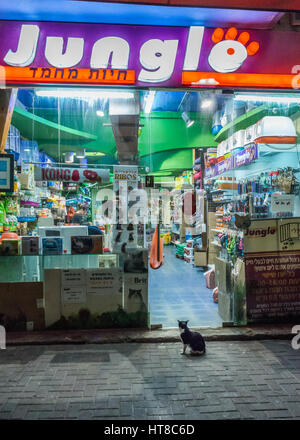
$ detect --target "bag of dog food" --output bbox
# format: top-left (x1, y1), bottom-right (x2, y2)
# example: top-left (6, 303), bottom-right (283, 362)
top-left (204, 268), bottom-right (215, 289)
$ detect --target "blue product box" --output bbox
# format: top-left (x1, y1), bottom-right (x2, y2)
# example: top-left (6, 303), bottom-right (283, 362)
top-left (42, 237), bottom-right (63, 255)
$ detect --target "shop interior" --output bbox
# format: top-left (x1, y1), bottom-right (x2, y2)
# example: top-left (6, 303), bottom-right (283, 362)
top-left (1, 86), bottom-right (300, 329)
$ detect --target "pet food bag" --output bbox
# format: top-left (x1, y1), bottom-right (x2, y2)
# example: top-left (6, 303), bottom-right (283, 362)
top-left (204, 268), bottom-right (216, 289)
top-left (213, 287), bottom-right (218, 303)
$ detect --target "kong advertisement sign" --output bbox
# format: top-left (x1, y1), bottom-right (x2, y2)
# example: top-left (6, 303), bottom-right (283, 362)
top-left (35, 166), bottom-right (110, 184)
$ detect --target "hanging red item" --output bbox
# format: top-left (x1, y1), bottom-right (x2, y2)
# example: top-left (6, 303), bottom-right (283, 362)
top-left (150, 224), bottom-right (164, 269)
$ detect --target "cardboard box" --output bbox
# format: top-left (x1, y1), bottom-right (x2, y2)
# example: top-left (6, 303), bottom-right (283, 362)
top-left (184, 255), bottom-right (194, 263)
top-left (71, 235), bottom-right (103, 254)
top-left (0, 282), bottom-right (45, 330)
top-left (22, 236), bottom-right (40, 255)
top-left (42, 237), bottom-right (63, 255)
top-left (194, 250), bottom-right (207, 266)
top-left (0, 239), bottom-right (21, 256)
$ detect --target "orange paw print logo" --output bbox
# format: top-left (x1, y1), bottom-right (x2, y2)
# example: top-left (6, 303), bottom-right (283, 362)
top-left (208, 27), bottom-right (260, 73)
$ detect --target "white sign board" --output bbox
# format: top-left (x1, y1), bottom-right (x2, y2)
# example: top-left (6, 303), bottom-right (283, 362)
top-left (61, 286), bottom-right (87, 304)
top-left (61, 269), bottom-right (87, 304)
top-left (271, 194), bottom-right (295, 213)
top-left (113, 165), bottom-right (138, 183)
top-left (61, 269), bottom-right (86, 286)
top-left (86, 268), bottom-right (123, 295)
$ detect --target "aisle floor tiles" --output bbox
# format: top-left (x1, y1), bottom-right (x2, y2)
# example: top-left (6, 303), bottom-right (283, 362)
top-left (148, 246), bottom-right (223, 328)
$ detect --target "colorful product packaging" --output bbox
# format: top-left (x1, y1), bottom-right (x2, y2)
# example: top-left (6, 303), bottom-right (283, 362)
top-left (21, 236), bottom-right (40, 255)
top-left (0, 239), bottom-right (21, 256)
top-left (71, 236), bottom-right (103, 254)
top-left (42, 237), bottom-right (63, 255)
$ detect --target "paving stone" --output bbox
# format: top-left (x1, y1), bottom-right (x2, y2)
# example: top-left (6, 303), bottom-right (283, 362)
top-left (266, 409), bottom-right (293, 419)
top-left (0, 340), bottom-right (300, 420)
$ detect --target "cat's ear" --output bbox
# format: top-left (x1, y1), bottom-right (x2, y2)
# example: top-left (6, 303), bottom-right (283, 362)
top-left (186, 320), bottom-right (189, 324)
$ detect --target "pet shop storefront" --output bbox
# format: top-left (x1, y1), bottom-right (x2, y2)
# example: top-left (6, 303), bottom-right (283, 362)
top-left (1, 3), bottom-right (300, 332)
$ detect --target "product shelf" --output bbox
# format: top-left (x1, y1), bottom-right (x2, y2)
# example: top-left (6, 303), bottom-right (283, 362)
top-left (214, 105), bottom-right (267, 143)
top-left (17, 216), bottom-right (37, 222)
top-left (211, 227), bottom-right (243, 236)
top-left (212, 199), bottom-right (233, 204)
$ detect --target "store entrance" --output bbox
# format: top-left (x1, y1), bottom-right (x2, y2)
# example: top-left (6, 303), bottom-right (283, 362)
top-left (149, 245), bottom-right (222, 328)
top-left (3, 85), bottom-right (300, 331)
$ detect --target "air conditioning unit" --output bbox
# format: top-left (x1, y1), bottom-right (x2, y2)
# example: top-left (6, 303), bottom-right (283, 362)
top-left (291, 12), bottom-right (300, 26)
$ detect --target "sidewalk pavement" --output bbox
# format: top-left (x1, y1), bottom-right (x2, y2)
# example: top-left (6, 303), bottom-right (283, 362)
top-left (0, 340), bottom-right (300, 420)
top-left (4, 323), bottom-right (296, 346)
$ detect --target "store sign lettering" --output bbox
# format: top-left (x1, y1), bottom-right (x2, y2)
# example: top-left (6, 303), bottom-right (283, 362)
top-left (244, 227), bottom-right (276, 238)
top-left (234, 144), bottom-right (258, 168)
top-left (42, 167), bottom-right (71, 181)
top-left (35, 166), bottom-right (110, 183)
top-left (113, 165), bottom-right (138, 182)
top-left (114, 174), bottom-right (137, 180)
top-left (217, 156), bottom-right (233, 174)
top-left (205, 144), bottom-right (257, 178)
top-left (2, 23), bottom-right (188, 83)
top-left (3, 66), bottom-right (135, 85)
top-left (1, 21), bottom-right (300, 87)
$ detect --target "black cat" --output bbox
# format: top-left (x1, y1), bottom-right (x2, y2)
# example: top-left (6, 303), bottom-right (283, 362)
top-left (178, 320), bottom-right (206, 355)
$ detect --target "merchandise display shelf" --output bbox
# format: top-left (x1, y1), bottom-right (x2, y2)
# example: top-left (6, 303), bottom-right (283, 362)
top-left (17, 216), bottom-right (37, 222)
top-left (212, 199), bottom-right (233, 204)
top-left (211, 227), bottom-right (244, 236)
top-left (211, 188), bottom-right (238, 193)
top-left (214, 105), bottom-right (267, 143)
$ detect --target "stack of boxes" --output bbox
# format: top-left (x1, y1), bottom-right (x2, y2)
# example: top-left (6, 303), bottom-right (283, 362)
top-left (184, 239), bottom-right (194, 263)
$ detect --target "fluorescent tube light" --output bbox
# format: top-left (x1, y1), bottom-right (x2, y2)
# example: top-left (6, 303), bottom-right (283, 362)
top-left (35, 90), bottom-right (134, 99)
top-left (234, 94), bottom-right (300, 103)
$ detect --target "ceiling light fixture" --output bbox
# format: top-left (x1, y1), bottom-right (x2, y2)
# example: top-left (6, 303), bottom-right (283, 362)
top-left (234, 94), bottom-right (300, 103)
top-left (201, 99), bottom-right (213, 109)
top-left (181, 111), bottom-right (195, 128)
top-left (144, 91), bottom-right (155, 114)
top-left (35, 90), bottom-right (135, 100)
